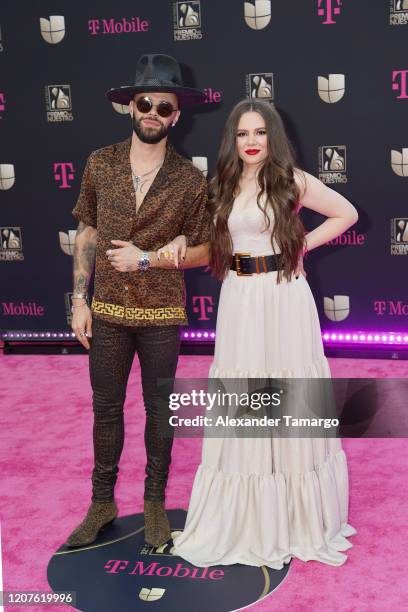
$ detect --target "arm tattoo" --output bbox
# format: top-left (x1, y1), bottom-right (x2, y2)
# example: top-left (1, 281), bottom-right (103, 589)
top-left (76, 221), bottom-right (87, 236)
top-left (75, 273), bottom-right (88, 293)
top-left (73, 223), bottom-right (97, 294)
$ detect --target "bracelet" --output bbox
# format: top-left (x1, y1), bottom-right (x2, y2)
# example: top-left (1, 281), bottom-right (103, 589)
top-left (71, 303), bottom-right (89, 314)
top-left (72, 293), bottom-right (88, 300)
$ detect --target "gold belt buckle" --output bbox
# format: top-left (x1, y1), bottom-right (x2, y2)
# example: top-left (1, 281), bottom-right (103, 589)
top-left (234, 252), bottom-right (252, 276)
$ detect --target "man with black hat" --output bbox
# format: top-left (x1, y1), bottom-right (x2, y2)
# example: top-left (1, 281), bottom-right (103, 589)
top-left (65, 54), bottom-right (210, 548)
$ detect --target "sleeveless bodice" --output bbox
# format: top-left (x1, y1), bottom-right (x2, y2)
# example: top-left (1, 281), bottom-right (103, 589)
top-left (227, 193), bottom-right (281, 255)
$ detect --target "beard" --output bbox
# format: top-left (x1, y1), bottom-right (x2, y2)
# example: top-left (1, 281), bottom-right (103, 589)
top-left (132, 115), bottom-right (170, 144)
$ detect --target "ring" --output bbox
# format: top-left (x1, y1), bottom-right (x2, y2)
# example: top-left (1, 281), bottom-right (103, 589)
top-left (79, 332), bottom-right (88, 337)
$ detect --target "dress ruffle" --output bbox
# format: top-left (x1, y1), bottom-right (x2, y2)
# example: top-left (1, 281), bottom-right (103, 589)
top-left (209, 353), bottom-right (332, 379)
top-left (172, 448), bottom-right (356, 569)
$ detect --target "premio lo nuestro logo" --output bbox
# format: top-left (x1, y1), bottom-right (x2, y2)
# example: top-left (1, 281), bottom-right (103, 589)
top-left (391, 148), bottom-right (408, 176)
top-left (317, 74), bottom-right (345, 103)
top-left (391, 218), bottom-right (408, 255)
top-left (244, 1), bottom-right (271, 29)
top-left (390, 0), bottom-right (408, 25)
top-left (324, 295), bottom-right (350, 321)
top-left (192, 157), bottom-right (208, 177)
top-left (40, 16), bottom-right (65, 44)
top-left (0, 164), bottom-right (15, 190)
top-left (173, 2), bottom-right (202, 41)
top-left (246, 73), bottom-right (274, 101)
top-left (59, 230), bottom-right (77, 255)
top-left (0, 227), bottom-right (24, 261)
top-left (45, 85), bottom-right (73, 122)
top-left (319, 146), bottom-right (347, 184)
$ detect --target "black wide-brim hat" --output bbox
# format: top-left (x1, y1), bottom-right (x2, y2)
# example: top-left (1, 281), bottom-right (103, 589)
top-left (106, 53), bottom-right (206, 107)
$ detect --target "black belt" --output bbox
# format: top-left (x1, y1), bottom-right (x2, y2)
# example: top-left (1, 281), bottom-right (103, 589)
top-left (231, 253), bottom-right (281, 276)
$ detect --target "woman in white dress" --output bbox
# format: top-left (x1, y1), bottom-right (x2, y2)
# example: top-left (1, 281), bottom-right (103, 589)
top-left (170, 99), bottom-right (358, 569)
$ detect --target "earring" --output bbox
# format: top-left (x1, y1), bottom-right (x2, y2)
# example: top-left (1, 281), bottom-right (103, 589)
top-left (172, 122), bottom-right (176, 127)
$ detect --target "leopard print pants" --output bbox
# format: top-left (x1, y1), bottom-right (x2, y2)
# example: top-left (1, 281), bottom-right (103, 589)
top-left (89, 318), bottom-right (180, 502)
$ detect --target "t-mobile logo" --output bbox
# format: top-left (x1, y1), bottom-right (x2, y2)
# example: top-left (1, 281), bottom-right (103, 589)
top-left (192, 296), bottom-right (214, 321)
top-left (54, 162), bottom-right (75, 188)
top-left (317, 0), bottom-right (342, 24)
top-left (0, 93), bottom-right (5, 117)
top-left (392, 70), bottom-right (408, 99)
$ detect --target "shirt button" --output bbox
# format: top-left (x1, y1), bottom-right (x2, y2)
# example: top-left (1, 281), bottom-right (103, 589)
top-left (124, 285), bottom-right (129, 291)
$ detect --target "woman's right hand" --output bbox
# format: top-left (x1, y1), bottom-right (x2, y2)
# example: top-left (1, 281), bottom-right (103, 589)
top-left (157, 235), bottom-right (187, 268)
top-left (71, 302), bottom-right (93, 350)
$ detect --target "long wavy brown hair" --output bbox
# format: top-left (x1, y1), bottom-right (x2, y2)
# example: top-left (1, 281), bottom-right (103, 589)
top-left (209, 99), bottom-right (306, 283)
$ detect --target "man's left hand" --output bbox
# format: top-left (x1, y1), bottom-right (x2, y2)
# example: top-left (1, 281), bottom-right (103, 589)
top-left (107, 240), bottom-right (143, 272)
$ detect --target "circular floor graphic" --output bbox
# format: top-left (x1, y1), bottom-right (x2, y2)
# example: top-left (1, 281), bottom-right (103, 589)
top-left (48, 510), bottom-right (290, 612)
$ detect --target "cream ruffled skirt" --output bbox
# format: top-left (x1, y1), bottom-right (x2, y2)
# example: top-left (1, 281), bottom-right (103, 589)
top-left (172, 271), bottom-right (357, 568)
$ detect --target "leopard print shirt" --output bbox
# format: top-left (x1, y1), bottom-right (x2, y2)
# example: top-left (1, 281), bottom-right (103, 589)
top-left (72, 137), bottom-right (210, 327)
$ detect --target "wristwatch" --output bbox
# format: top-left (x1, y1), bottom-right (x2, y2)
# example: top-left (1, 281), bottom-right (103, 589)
top-left (137, 251), bottom-right (150, 272)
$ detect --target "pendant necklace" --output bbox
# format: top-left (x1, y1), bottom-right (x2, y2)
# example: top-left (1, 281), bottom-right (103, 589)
top-left (131, 159), bottom-right (164, 194)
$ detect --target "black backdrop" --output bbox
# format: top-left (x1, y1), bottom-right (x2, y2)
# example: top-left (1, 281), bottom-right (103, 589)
top-left (1, 1), bottom-right (407, 334)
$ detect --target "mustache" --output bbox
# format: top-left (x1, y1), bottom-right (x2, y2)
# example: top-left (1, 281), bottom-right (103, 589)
top-left (140, 116), bottom-right (163, 127)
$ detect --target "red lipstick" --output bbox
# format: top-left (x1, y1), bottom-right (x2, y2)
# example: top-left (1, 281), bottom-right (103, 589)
top-left (245, 149), bottom-right (260, 155)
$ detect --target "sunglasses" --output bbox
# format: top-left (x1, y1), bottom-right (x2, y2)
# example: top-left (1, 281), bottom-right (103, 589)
top-left (135, 96), bottom-right (178, 118)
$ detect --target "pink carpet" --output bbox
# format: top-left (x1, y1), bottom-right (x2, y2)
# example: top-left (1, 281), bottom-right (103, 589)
top-left (0, 353), bottom-right (407, 612)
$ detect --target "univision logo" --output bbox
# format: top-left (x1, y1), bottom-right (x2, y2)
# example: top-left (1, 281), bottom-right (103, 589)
top-left (244, 1), bottom-right (271, 29)
top-left (139, 588), bottom-right (165, 602)
top-left (391, 148), bottom-right (408, 176)
top-left (324, 295), bottom-right (350, 321)
top-left (40, 16), bottom-right (65, 44)
top-left (317, 74), bottom-right (345, 103)
top-left (112, 102), bottom-right (130, 115)
top-left (59, 230), bottom-right (77, 255)
top-left (0, 164), bottom-right (15, 190)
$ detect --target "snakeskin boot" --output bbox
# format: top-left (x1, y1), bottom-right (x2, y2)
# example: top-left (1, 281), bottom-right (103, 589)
top-left (144, 499), bottom-right (171, 547)
top-left (65, 500), bottom-right (118, 547)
